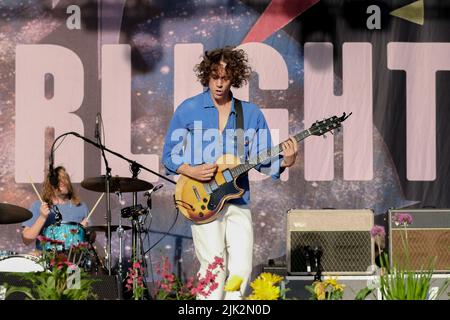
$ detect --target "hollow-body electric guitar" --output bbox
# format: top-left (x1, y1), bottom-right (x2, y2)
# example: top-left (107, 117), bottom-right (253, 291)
top-left (174, 113), bottom-right (351, 224)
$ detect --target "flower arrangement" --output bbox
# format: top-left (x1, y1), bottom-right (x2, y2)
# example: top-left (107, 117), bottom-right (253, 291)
top-left (125, 260), bottom-right (147, 300)
top-left (153, 255), bottom-right (224, 300)
top-left (305, 277), bottom-right (345, 300)
top-left (4, 235), bottom-right (97, 300)
top-left (356, 214), bottom-right (449, 300)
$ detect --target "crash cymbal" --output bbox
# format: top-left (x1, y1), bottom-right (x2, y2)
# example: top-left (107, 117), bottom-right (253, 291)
top-left (0, 203), bottom-right (32, 224)
top-left (86, 224), bottom-right (132, 233)
top-left (81, 176), bottom-right (153, 193)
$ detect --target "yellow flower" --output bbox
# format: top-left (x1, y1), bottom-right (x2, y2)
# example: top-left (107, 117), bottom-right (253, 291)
top-left (313, 281), bottom-right (326, 300)
top-left (259, 272), bottom-right (283, 285)
top-left (324, 277), bottom-right (345, 292)
top-left (249, 278), bottom-right (280, 300)
top-left (224, 275), bottom-right (243, 292)
top-left (324, 278), bottom-right (338, 287)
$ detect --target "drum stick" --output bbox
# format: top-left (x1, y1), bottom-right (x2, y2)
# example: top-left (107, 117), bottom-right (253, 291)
top-left (27, 174), bottom-right (43, 203)
top-left (86, 193), bottom-right (104, 220)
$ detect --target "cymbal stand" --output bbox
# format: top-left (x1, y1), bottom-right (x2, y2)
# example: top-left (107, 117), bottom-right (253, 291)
top-left (98, 128), bottom-right (112, 275)
top-left (116, 191), bottom-right (125, 278)
top-left (130, 162), bottom-right (141, 265)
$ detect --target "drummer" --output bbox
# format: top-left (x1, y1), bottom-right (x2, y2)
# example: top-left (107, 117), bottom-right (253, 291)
top-left (22, 166), bottom-right (91, 250)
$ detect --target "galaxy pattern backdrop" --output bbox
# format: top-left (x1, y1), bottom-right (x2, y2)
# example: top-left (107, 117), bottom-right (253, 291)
top-left (1, 0), bottom-right (449, 279)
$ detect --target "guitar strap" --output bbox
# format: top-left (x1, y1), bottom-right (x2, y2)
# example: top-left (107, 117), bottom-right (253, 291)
top-left (234, 99), bottom-right (245, 162)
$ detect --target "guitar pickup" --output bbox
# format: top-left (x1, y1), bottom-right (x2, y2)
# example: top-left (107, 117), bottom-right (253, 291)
top-left (203, 183), bottom-right (212, 194)
top-left (192, 186), bottom-right (201, 201)
top-left (222, 169), bottom-right (233, 182)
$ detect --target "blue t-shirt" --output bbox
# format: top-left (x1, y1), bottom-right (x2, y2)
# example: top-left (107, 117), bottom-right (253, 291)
top-left (22, 201), bottom-right (89, 250)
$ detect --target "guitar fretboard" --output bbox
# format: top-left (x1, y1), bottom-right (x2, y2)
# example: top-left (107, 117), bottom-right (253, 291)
top-left (229, 129), bottom-right (310, 178)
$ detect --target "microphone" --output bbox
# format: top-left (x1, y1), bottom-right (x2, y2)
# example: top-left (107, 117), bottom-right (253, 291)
top-left (48, 162), bottom-right (59, 188)
top-left (95, 113), bottom-right (101, 143)
top-left (144, 184), bottom-right (163, 210)
top-left (144, 184), bottom-right (164, 197)
top-left (53, 205), bottom-right (62, 226)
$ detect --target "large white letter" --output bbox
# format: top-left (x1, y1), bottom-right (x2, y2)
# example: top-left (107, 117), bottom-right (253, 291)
top-left (304, 42), bottom-right (373, 181)
top-left (101, 45), bottom-right (159, 182)
top-left (388, 43), bottom-right (450, 181)
top-left (15, 45), bottom-right (84, 182)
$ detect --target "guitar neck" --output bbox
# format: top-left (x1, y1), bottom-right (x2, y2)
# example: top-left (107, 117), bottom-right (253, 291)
top-left (229, 129), bottom-right (311, 178)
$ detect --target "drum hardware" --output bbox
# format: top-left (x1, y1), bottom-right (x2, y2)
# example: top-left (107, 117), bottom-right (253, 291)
top-left (86, 225), bottom-right (132, 233)
top-left (49, 131), bottom-right (176, 278)
top-left (81, 176), bottom-right (154, 193)
top-left (0, 203), bottom-right (32, 224)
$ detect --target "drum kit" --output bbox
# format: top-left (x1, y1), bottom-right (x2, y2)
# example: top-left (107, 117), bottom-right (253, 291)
top-left (0, 175), bottom-right (158, 281)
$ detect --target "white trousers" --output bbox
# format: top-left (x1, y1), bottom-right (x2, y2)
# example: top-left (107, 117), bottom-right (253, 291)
top-left (191, 203), bottom-right (253, 300)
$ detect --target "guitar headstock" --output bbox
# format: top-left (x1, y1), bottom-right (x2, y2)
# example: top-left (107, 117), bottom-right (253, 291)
top-left (309, 112), bottom-right (352, 137)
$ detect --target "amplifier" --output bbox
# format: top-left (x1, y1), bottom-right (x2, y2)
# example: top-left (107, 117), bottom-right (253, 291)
top-left (282, 274), bottom-right (450, 300)
top-left (287, 209), bottom-right (375, 275)
top-left (388, 209), bottom-right (450, 272)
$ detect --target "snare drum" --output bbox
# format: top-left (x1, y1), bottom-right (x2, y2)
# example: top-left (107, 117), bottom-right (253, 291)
top-left (0, 254), bottom-right (44, 272)
top-left (42, 221), bottom-right (86, 251)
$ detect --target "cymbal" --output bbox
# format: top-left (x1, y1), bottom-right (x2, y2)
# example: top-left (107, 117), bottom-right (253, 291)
top-left (0, 203), bottom-right (32, 224)
top-left (86, 224), bottom-right (132, 233)
top-left (81, 176), bottom-right (153, 193)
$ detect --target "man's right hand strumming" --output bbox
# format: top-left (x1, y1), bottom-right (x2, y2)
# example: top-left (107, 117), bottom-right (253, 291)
top-left (177, 163), bottom-right (218, 182)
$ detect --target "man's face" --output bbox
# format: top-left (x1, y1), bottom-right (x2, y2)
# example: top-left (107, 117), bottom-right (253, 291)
top-left (208, 63), bottom-right (232, 103)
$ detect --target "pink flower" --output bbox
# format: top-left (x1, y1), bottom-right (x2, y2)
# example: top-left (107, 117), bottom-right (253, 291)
top-left (37, 235), bottom-right (53, 243)
top-left (213, 256), bottom-right (224, 266)
top-left (50, 239), bottom-right (65, 245)
top-left (370, 225), bottom-right (386, 238)
top-left (393, 213), bottom-right (413, 226)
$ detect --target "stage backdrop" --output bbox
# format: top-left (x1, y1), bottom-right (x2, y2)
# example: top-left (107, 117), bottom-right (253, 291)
top-left (1, 0), bottom-right (449, 280)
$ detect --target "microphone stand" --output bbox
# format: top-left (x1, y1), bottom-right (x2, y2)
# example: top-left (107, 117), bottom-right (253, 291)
top-left (49, 132), bottom-right (176, 185)
top-left (49, 132), bottom-right (176, 277)
top-left (97, 130), bottom-right (113, 276)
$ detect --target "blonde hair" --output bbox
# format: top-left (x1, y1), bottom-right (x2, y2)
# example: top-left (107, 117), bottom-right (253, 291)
top-left (42, 166), bottom-right (81, 206)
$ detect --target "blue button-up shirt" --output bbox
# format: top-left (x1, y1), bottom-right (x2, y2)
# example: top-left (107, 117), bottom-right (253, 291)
top-left (162, 89), bottom-right (284, 205)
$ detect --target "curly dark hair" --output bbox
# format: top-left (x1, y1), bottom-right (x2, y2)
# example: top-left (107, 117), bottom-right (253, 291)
top-left (194, 46), bottom-right (252, 88)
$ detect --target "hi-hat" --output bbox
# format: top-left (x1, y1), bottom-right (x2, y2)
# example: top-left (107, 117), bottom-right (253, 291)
top-left (81, 176), bottom-right (153, 193)
top-left (0, 203), bottom-right (32, 224)
top-left (86, 224), bottom-right (132, 233)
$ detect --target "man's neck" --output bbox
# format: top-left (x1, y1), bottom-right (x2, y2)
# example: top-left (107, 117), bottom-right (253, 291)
top-left (212, 96), bottom-right (232, 109)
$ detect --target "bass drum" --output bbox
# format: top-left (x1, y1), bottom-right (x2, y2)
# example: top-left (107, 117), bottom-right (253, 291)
top-left (0, 254), bottom-right (44, 272)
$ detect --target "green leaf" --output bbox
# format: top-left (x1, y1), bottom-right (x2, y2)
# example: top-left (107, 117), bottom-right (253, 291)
top-left (355, 287), bottom-right (373, 300)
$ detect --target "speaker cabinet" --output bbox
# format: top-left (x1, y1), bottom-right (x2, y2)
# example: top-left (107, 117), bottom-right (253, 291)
top-left (287, 209), bottom-right (375, 275)
top-left (388, 209), bottom-right (450, 272)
